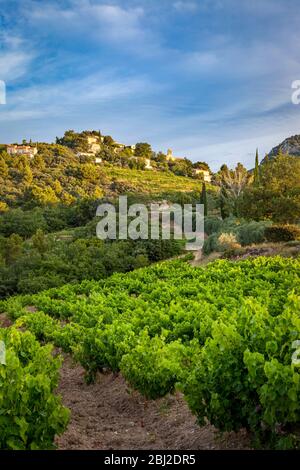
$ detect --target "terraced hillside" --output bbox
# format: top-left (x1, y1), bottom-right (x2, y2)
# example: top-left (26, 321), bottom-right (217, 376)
top-left (103, 166), bottom-right (211, 195)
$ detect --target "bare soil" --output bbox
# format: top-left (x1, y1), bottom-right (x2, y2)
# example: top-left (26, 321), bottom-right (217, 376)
top-left (0, 313), bottom-right (13, 328)
top-left (55, 355), bottom-right (251, 450)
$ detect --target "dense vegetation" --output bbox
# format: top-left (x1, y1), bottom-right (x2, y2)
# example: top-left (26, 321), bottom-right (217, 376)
top-left (1, 130), bottom-right (300, 450)
top-left (2, 256), bottom-right (300, 448)
top-left (0, 227), bottom-right (183, 298)
top-left (239, 154), bottom-right (300, 223)
top-left (0, 138), bottom-right (208, 211)
top-left (0, 327), bottom-right (69, 449)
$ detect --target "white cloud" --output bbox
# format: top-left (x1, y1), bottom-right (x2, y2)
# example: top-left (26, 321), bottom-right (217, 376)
top-left (0, 34), bottom-right (33, 81)
top-left (173, 1), bottom-right (198, 12)
top-left (26, 0), bottom-right (159, 56)
top-left (90, 4), bottom-right (145, 42)
top-left (0, 70), bottom-right (163, 122)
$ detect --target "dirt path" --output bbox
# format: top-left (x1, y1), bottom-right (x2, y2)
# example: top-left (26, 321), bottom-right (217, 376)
top-left (55, 355), bottom-right (251, 450)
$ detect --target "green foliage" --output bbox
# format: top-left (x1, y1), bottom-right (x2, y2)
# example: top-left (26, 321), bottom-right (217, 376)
top-left (200, 183), bottom-right (208, 217)
top-left (56, 129), bottom-right (100, 152)
top-left (3, 256), bottom-right (300, 448)
top-left (204, 217), bottom-right (223, 236)
top-left (240, 154), bottom-right (300, 223)
top-left (134, 142), bottom-right (152, 159)
top-left (264, 225), bottom-right (300, 243)
top-left (0, 226), bottom-right (183, 298)
top-left (0, 208), bottom-right (48, 238)
top-left (121, 334), bottom-right (187, 399)
top-left (0, 143), bottom-right (106, 208)
top-left (237, 220), bottom-right (270, 246)
top-left (202, 217), bottom-right (270, 254)
top-left (169, 158), bottom-right (193, 177)
top-left (0, 327), bottom-right (69, 449)
top-left (103, 166), bottom-right (208, 195)
top-left (254, 148), bottom-right (260, 186)
top-left (202, 233), bottom-right (220, 255)
top-left (216, 163), bottom-right (252, 217)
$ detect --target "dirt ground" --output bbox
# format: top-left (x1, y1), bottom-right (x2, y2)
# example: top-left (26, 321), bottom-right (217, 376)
top-left (55, 354), bottom-right (251, 450)
top-left (0, 313), bottom-right (13, 328)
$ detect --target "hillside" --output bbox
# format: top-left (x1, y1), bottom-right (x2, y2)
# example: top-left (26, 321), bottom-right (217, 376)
top-left (265, 134), bottom-right (300, 161)
top-left (103, 166), bottom-right (206, 196)
top-left (0, 131), bottom-right (212, 209)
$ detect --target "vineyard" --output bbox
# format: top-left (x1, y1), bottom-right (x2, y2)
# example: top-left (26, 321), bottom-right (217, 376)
top-left (103, 166), bottom-right (208, 195)
top-left (1, 256), bottom-right (300, 449)
top-left (0, 327), bottom-right (69, 449)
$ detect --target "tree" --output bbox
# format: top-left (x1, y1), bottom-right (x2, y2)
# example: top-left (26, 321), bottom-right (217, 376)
top-left (32, 229), bottom-right (49, 255)
top-left (220, 186), bottom-right (229, 219)
top-left (200, 182), bottom-right (208, 216)
top-left (33, 154), bottom-right (46, 171)
top-left (30, 185), bottom-right (60, 206)
top-left (239, 154), bottom-right (300, 223)
top-left (3, 234), bottom-right (23, 265)
top-left (193, 161), bottom-right (210, 172)
top-left (253, 148), bottom-right (260, 186)
top-left (0, 158), bottom-right (8, 178)
top-left (56, 130), bottom-right (89, 152)
top-left (134, 143), bottom-right (152, 159)
top-left (103, 135), bottom-right (114, 147)
top-left (217, 163), bottom-right (252, 217)
top-left (0, 202), bottom-right (8, 213)
top-left (169, 158), bottom-right (193, 177)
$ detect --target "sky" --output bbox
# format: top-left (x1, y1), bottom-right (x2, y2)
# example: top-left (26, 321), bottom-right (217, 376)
top-left (1, 0), bottom-right (300, 170)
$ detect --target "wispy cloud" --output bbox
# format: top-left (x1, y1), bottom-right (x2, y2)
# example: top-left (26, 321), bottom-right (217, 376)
top-left (173, 1), bottom-right (199, 13)
top-left (1, 0), bottom-right (300, 169)
top-left (0, 34), bottom-right (33, 81)
top-left (0, 70), bottom-right (164, 122)
top-left (24, 0), bottom-right (160, 56)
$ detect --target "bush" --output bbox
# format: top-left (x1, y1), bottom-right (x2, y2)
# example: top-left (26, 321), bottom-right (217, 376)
top-left (203, 231), bottom-right (241, 256)
top-left (237, 220), bottom-right (270, 246)
top-left (264, 225), bottom-right (300, 243)
top-left (183, 291), bottom-right (300, 449)
top-left (120, 334), bottom-right (186, 399)
top-left (0, 327), bottom-right (69, 449)
top-left (202, 234), bottom-right (220, 255)
top-left (203, 219), bottom-right (270, 255)
top-left (218, 232), bottom-right (240, 249)
top-left (204, 217), bottom-right (223, 236)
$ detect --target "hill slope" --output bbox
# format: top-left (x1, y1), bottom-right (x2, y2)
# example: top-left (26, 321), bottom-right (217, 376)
top-left (266, 134), bottom-right (300, 161)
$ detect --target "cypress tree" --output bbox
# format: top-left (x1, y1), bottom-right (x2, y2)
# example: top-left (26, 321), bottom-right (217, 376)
top-left (200, 182), bottom-right (208, 217)
top-left (220, 185), bottom-right (229, 219)
top-left (254, 148), bottom-right (260, 185)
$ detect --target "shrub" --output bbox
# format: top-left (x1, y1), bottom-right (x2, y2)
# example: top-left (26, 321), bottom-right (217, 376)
top-left (203, 218), bottom-right (269, 254)
top-left (120, 334), bottom-right (186, 399)
top-left (264, 225), bottom-right (300, 243)
top-left (218, 232), bottom-right (240, 249)
top-left (202, 234), bottom-right (220, 255)
top-left (204, 217), bottom-right (223, 236)
top-left (0, 327), bottom-right (69, 449)
top-left (237, 220), bottom-right (270, 246)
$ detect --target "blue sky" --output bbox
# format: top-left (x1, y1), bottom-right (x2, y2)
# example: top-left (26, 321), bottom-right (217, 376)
top-left (1, 0), bottom-right (300, 170)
